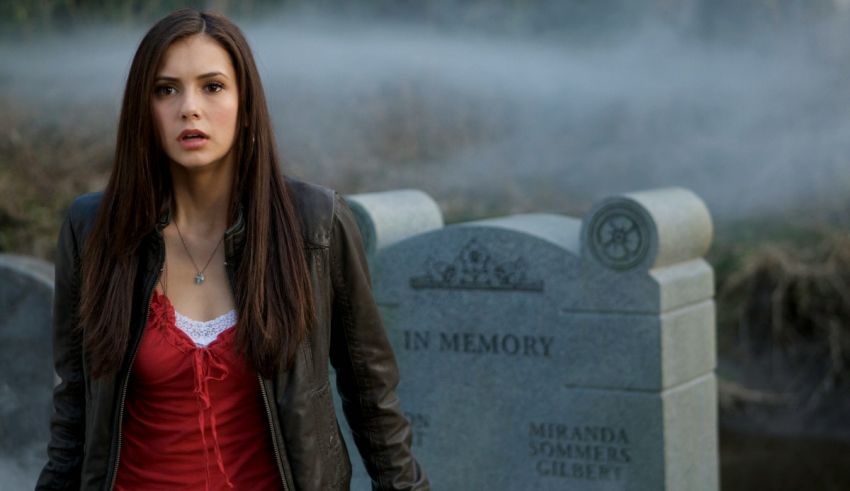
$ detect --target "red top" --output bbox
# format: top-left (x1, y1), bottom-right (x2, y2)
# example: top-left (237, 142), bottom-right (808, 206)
top-left (114, 290), bottom-right (280, 490)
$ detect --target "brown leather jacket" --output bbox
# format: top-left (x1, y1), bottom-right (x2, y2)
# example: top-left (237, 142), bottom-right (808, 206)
top-left (36, 179), bottom-right (428, 490)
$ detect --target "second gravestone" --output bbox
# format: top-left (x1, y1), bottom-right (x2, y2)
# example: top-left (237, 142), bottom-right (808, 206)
top-left (339, 187), bottom-right (718, 491)
top-left (0, 254), bottom-right (55, 486)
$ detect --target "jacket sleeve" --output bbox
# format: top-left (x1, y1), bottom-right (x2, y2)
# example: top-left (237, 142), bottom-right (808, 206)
top-left (328, 193), bottom-right (429, 491)
top-left (35, 208), bottom-right (86, 490)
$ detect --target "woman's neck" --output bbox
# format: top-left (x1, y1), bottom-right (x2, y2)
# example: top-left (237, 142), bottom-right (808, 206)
top-left (169, 161), bottom-right (234, 237)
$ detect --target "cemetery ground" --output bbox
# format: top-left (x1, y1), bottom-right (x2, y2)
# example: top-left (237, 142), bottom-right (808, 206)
top-left (3, 94), bottom-right (850, 489)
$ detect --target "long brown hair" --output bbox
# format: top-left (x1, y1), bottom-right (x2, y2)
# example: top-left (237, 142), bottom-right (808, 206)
top-left (80, 9), bottom-right (314, 378)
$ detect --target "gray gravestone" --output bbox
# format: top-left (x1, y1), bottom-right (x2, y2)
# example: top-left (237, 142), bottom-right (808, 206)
top-left (0, 254), bottom-right (54, 484)
top-left (344, 189), bottom-right (444, 257)
top-left (337, 188), bottom-right (718, 491)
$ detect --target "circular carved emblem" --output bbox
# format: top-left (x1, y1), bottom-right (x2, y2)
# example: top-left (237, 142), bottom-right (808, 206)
top-left (588, 206), bottom-right (650, 270)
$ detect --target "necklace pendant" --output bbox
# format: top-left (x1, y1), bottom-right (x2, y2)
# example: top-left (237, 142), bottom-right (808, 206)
top-left (194, 273), bottom-right (205, 285)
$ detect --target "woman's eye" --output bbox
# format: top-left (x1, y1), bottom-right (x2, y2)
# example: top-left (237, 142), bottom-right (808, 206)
top-left (154, 85), bottom-right (176, 97)
top-left (205, 82), bottom-right (224, 93)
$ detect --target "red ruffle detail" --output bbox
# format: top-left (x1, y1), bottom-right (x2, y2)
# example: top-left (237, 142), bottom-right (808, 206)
top-left (147, 290), bottom-right (236, 490)
top-left (149, 290), bottom-right (236, 350)
top-left (116, 291), bottom-right (279, 490)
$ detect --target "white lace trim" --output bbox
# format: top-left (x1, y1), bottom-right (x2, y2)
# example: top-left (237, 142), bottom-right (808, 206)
top-left (174, 309), bottom-right (237, 347)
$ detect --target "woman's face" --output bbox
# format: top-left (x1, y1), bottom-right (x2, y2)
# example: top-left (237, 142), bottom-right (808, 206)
top-left (152, 34), bottom-right (239, 172)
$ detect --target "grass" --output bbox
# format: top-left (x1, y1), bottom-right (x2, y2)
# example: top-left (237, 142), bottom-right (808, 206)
top-left (0, 98), bottom-right (112, 260)
top-left (713, 224), bottom-right (850, 383)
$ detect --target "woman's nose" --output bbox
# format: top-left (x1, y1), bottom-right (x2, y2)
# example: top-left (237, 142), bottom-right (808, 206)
top-left (180, 93), bottom-right (200, 120)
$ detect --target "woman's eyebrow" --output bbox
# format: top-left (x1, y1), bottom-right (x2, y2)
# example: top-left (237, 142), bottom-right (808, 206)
top-left (154, 71), bottom-right (230, 82)
top-left (197, 71), bottom-right (229, 80)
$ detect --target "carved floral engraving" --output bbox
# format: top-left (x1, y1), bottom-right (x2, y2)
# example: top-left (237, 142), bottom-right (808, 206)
top-left (410, 239), bottom-right (544, 291)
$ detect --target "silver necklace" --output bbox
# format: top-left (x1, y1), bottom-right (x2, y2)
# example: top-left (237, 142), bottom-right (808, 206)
top-left (173, 221), bottom-right (224, 285)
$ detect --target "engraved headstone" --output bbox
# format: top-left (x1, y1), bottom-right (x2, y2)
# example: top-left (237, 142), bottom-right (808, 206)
top-left (337, 188), bottom-right (718, 491)
top-left (0, 254), bottom-right (54, 484)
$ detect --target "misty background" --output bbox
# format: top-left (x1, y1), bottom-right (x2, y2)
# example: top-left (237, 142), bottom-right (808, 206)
top-left (3, 0), bottom-right (850, 489)
top-left (4, 1), bottom-right (850, 227)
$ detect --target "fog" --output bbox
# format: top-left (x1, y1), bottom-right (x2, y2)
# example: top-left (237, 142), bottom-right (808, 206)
top-left (0, 444), bottom-right (43, 488)
top-left (4, 8), bottom-right (850, 223)
top-left (4, 3), bottom-right (850, 483)
top-left (253, 17), bottom-right (850, 220)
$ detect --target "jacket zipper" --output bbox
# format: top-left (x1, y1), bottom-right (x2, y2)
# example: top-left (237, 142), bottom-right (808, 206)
top-left (257, 374), bottom-right (291, 491)
top-left (106, 246), bottom-right (162, 490)
top-left (223, 260), bottom-right (290, 490)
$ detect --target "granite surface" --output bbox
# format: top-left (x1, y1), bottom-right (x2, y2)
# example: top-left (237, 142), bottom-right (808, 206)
top-left (336, 188), bottom-right (718, 490)
top-left (581, 187), bottom-right (713, 272)
top-left (345, 189), bottom-right (443, 257)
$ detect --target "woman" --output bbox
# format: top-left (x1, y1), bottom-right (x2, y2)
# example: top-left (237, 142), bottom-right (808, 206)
top-left (36, 8), bottom-right (428, 490)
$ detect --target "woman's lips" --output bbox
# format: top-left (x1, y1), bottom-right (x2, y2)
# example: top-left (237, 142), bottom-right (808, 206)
top-left (177, 129), bottom-right (209, 150)
top-left (179, 136), bottom-right (208, 150)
